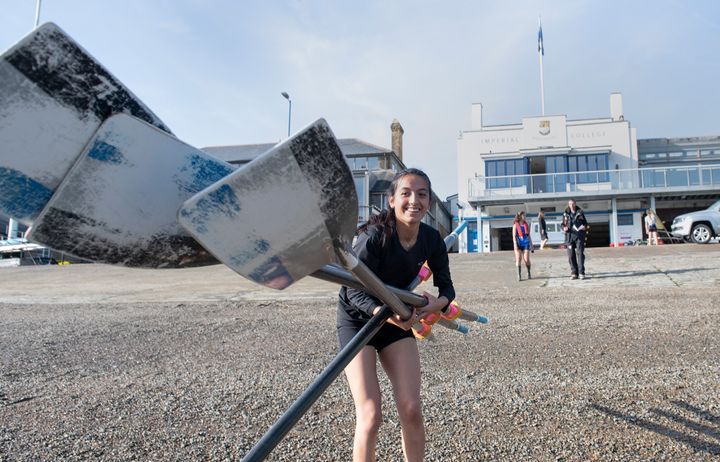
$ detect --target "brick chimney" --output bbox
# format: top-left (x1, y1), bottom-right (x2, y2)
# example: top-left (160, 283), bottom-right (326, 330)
top-left (391, 118), bottom-right (404, 161)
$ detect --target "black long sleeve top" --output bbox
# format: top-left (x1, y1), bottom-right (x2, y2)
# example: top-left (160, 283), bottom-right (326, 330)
top-left (337, 222), bottom-right (455, 324)
top-left (563, 207), bottom-right (589, 236)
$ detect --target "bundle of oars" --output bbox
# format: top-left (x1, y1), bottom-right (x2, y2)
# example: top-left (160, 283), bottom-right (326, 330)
top-left (0, 24), bottom-right (489, 462)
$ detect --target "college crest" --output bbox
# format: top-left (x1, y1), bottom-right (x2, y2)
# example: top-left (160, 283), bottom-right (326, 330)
top-left (538, 120), bottom-right (551, 136)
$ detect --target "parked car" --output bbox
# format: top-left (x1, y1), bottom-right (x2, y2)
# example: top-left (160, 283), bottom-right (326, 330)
top-left (671, 199), bottom-right (720, 244)
top-left (530, 219), bottom-right (566, 247)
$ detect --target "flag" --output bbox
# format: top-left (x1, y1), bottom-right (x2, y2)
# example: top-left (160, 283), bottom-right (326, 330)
top-left (538, 23), bottom-right (544, 55)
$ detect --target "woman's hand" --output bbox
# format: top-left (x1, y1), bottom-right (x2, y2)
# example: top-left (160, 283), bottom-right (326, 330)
top-left (415, 292), bottom-right (449, 319)
top-left (373, 306), bottom-right (417, 331)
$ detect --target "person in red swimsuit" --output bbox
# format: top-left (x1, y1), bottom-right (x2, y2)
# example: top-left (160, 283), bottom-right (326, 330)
top-left (512, 211), bottom-right (533, 281)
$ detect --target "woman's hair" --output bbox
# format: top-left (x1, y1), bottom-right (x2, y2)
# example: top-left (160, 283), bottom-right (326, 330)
top-left (357, 168), bottom-right (432, 245)
top-left (513, 211), bottom-right (525, 223)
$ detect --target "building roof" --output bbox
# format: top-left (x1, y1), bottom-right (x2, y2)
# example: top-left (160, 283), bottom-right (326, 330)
top-left (201, 138), bottom-right (392, 164)
top-left (638, 135), bottom-right (720, 149)
top-left (201, 143), bottom-right (276, 163)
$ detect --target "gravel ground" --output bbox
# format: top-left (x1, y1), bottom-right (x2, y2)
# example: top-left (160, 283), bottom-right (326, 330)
top-left (1, 248), bottom-right (720, 461)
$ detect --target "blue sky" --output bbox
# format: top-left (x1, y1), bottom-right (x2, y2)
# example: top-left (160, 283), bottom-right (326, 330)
top-left (2, 0), bottom-right (719, 199)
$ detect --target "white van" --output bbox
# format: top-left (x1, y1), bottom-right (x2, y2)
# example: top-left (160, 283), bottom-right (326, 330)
top-left (530, 219), bottom-right (565, 247)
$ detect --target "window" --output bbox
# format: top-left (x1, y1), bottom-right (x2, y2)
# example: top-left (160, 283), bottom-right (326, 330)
top-left (568, 153), bottom-right (609, 183)
top-left (353, 157), bottom-right (368, 170)
top-left (544, 155), bottom-right (568, 193)
top-left (617, 214), bottom-right (633, 226)
top-left (354, 175), bottom-right (367, 207)
top-left (369, 193), bottom-right (386, 211)
top-left (485, 159), bottom-right (527, 189)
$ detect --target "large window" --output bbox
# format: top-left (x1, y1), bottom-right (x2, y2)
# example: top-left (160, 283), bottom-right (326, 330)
top-left (485, 159), bottom-right (527, 189)
top-left (617, 214), bottom-right (634, 226)
top-left (545, 155), bottom-right (568, 192)
top-left (568, 153), bottom-right (609, 183)
top-left (354, 174), bottom-right (368, 222)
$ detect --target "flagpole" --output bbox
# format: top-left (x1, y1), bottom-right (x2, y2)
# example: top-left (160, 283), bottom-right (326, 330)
top-left (538, 15), bottom-right (545, 116)
top-left (34, 0), bottom-right (42, 28)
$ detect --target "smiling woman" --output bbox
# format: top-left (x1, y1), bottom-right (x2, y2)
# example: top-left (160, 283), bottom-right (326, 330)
top-left (337, 167), bottom-right (455, 461)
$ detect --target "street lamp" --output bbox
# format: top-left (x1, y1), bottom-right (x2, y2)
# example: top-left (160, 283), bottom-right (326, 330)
top-left (281, 92), bottom-right (292, 137)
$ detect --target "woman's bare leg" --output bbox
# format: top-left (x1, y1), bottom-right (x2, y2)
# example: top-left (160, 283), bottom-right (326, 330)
top-left (523, 250), bottom-right (531, 278)
top-left (345, 346), bottom-right (383, 462)
top-left (379, 338), bottom-right (424, 462)
top-left (514, 248), bottom-right (522, 280)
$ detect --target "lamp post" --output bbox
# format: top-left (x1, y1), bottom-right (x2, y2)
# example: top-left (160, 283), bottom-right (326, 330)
top-left (281, 92), bottom-right (291, 137)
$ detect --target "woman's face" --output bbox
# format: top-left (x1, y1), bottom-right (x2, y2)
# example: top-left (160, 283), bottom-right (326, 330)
top-left (389, 174), bottom-right (430, 227)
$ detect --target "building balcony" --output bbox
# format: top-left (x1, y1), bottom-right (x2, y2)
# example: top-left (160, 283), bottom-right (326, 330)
top-left (468, 163), bottom-right (720, 203)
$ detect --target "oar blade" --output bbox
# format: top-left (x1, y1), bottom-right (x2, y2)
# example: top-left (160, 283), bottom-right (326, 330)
top-left (179, 119), bottom-right (357, 289)
top-left (0, 22), bottom-right (170, 225)
top-left (27, 114), bottom-right (233, 267)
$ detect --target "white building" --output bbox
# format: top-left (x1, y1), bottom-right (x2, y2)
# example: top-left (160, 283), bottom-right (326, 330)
top-left (456, 93), bottom-right (720, 252)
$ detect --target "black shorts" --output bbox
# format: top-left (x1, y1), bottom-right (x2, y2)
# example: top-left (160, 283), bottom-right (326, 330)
top-left (338, 322), bottom-right (414, 352)
top-left (540, 230), bottom-right (548, 240)
top-left (648, 224), bottom-right (657, 232)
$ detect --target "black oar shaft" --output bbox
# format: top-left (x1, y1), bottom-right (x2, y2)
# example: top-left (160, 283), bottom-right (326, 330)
top-left (311, 265), bottom-right (426, 307)
top-left (240, 306), bottom-right (393, 462)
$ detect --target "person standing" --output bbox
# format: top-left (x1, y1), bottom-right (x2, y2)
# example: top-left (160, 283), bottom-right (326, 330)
top-left (562, 199), bottom-right (589, 279)
top-left (337, 168), bottom-right (455, 462)
top-left (538, 211), bottom-right (549, 249)
top-left (512, 211), bottom-right (533, 281)
top-left (645, 209), bottom-right (659, 246)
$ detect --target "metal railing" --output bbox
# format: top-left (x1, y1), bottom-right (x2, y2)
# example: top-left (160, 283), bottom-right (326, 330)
top-left (357, 204), bottom-right (383, 224)
top-left (469, 163), bottom-right (720, 199)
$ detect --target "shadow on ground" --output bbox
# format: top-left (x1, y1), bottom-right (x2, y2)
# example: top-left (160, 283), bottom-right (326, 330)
top-left (591, 401), bottom-right (720, 456)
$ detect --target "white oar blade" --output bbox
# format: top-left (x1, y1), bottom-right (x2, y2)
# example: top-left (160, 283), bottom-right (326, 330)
top-left (28, 114), bottom-right (234, 268)
top-left (0, 23), bottom-right (170, 225)
top-left (179, 119), bottom-right (357, 289)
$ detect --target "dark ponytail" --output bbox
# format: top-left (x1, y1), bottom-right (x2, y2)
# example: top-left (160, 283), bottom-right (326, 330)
top-left (357, 168), bottom-right (432, 246)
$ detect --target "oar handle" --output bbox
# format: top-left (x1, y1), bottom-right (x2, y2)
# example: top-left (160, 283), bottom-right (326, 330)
top-left (437, 318), bottom-right (469, 334)
top-left (441, 300), bottom-right (489, 324)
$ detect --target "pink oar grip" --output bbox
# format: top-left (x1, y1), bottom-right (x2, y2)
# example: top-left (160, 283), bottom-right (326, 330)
top-left (421, 312), bottom-right (441, 325)
top-left (441, 300), bottom-right (462, 320)
top-left (412, 321), bottom-right (432, 340)
top-left (418, 263), bottom-right (432, 282)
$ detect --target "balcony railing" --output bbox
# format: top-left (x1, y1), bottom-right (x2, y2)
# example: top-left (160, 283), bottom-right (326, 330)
top-left (469, 163), bottom-right (720, 199)
top-left (357, 205), bottom-right (383, 224)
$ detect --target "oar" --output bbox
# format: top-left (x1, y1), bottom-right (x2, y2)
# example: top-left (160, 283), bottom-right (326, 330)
top-left (178, 118), bottom-right (414, 315)
top-left (0, 23), bottom-right (170, 225)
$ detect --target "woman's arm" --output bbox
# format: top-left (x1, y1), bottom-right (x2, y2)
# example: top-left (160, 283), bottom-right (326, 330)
top-left (345, 229), bottom-right (383, 316)
top-left (425, 229), bottom-right (455, 312)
